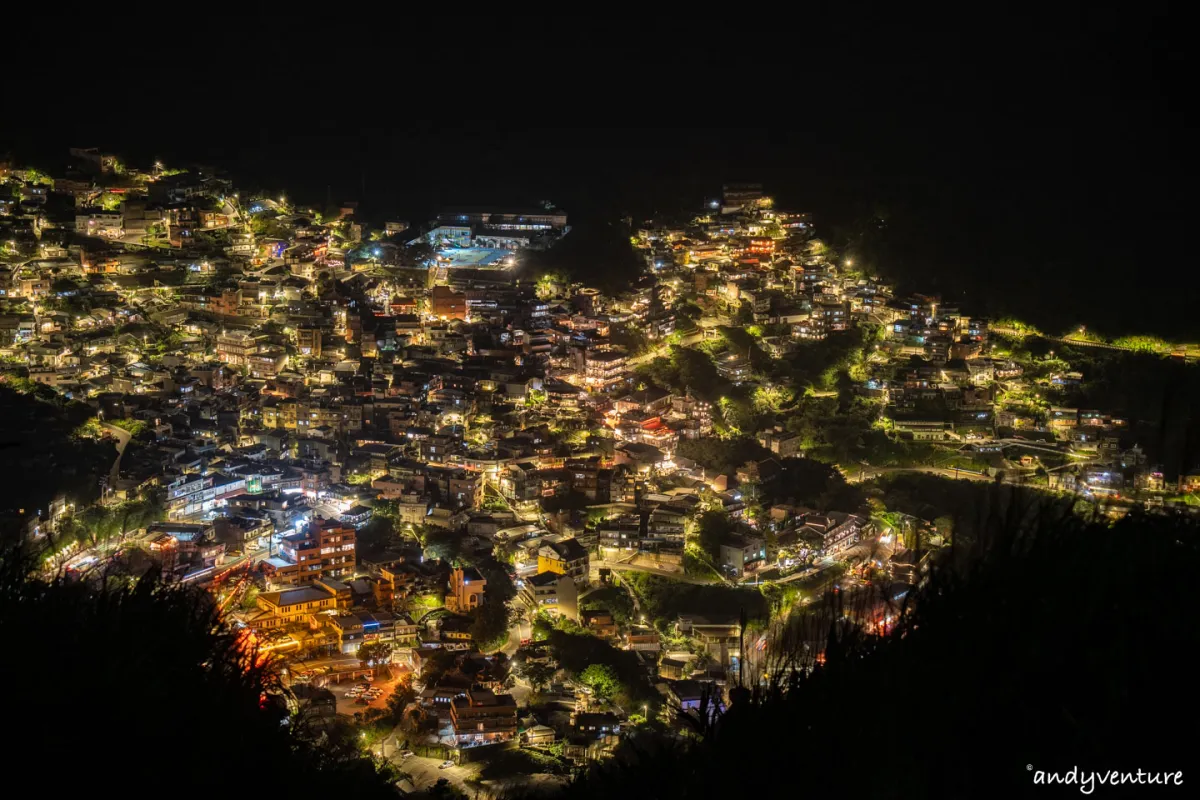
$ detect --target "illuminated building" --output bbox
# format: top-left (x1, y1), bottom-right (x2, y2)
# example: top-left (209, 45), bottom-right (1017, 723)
top-left (272, 516), bottom-right (356, 585)
top-left (447, 566), bottom-right (487, 613)
top-left (450, 689), bottom-right (519, 745)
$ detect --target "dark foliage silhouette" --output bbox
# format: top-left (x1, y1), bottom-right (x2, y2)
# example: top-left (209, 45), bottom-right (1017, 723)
top-left (554, 492), bottom-right (1199, 799)
top-left (0, 554), bottom-right (393, 797)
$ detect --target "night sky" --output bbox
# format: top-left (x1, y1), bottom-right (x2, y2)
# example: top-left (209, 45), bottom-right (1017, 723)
top-left (3, 6), bottom-right (1188, 337)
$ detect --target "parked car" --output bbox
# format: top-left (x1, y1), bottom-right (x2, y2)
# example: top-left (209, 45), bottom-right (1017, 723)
top-left (439, 760), bottom-right (455, 770)
top-left (400, 751), bottom-right (414, 759)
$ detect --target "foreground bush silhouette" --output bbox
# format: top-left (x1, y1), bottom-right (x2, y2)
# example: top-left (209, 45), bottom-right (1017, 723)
top-left (0, 556), bottom-right (392, 797)
top-left (555, 504), bottom-right (1200, 800)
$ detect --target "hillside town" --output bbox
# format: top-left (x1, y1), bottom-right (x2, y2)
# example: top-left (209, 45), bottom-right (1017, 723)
top-left (3, 150), bottom-right (1197, 794)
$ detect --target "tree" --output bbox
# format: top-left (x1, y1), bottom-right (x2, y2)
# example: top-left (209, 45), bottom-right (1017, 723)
top-left (517, 660), bottom-right (556, 693)
top-left (356, 640), bottom-right (393, 666)
top-left (51, 277), bottom-right (80, 294)
top-left (23, 167), bottom-right (52, 185)
top-left (558, 506), bottom-right (1200, 800)
top-left (932, 514), bottom-right (955, 544)
top-left (520, 219), bottom-right (642, 293)
top-left (419, 648), bottom-right (460, 687)
top-left (579, 663), bottom-right (620, 700)
top-left (586, 507), bottom-right (612, 530)
top-left (676, 436), bottom-right (770, 476)
top-left (735, 300), bottom-right (754, 324)
top-left (671, 347), bottom-right (720, 398)
top-left (695, 510), bottom-right (733, 559)
top-left (421, 528), bottom-right (466, 563)
top-left (402, 241), bottom-right (434, 265)
top-left (386, 679), bottom-right (417, 723)
top-left (469, 599), bottom-right (510, 652)
top-left (0, 551), bottom-right (394, 797)
top-left (0, 386), bottom-right (115, 535)
top-left (752, 383), bottom-right (794, 414)
top-left (535, 274), bottom-right (557, 300)
top-left (400, 704), bottom-right (437, 735)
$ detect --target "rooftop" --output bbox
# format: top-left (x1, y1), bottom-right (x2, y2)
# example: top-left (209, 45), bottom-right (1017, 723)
top-left (545, 538), bottom-right (588, 562)
top-left (262, 585), bottom-right (334, 607)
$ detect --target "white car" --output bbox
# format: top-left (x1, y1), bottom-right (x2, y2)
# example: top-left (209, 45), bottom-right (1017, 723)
top-left (439, 760), bottom-right (455, 770)
top-left (400, 751), bottom-right (415, 759)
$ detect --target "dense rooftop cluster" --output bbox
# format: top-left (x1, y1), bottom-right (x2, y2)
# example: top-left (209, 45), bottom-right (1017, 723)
top-left (4, 153), bottom-right (1198, 796)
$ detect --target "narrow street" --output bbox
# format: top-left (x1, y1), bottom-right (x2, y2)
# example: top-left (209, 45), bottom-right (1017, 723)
top-left (99, 421), bottom-right (133, 490)
top-left (393, 754), bottom-right (480, 796)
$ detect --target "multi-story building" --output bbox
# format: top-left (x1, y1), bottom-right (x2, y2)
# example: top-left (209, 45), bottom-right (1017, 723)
top-left (519, 571), bottom-right (578, 620)
top-left (261, 399), bottom-right (364, 434)
top-left (722, 183), bottom-right (763, 207)
top-left (75, 211), bottom-right (124, 238)
top-left (248, 347), bottom-right (287, 378)
top-left (295, 327), bottom-right (323, 357)
top-left (923, 335), bottom-right (952, 364)
top-left (716, 354), bottom-right (752, 382)
top-left (719, 535), bottom-right (767, 577)
top-left (758, 427), bottom-right (803, 458)
top-left (803, 513), bottom-right (866, 556)
top-left (537, 538), bottom-right (589, 588)
top-left (248, 583), bottom-right (342, 629)
top-left (448, 566), bottom-right (486, 613)
top-left (449, 689), bottom-right (519, 745)
top-left (431, 285), bottom-right (467, 320)
top-left (744, 237), bottom-right (776, 256)
top-left (584, 350), bottom-right (628, 392)
top-left (329, 611), bottom-right (411, 655)
top-left (272, 516), bottom-right (356, 585)
top-left (426, 225), bottom-right (473, 247)
top-left (815, 298), bottom-right (848, 332)
top-left (216, 331), bottom-right (257, 368)
top-left (1049, 407), bottom-right (1080, 429)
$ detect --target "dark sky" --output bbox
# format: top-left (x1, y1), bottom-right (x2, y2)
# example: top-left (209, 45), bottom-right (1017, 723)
top-left (2, 6), bottom-right (1189, 336)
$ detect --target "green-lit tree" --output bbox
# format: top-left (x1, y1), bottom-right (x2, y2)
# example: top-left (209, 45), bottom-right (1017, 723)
top-left (579, 663), bottom-right (620, 699)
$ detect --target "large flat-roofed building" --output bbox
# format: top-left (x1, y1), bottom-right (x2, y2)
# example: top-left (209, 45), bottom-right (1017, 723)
top-left (437, 207), bottom-right (568, 231)
top-left (449, 689), bottom-right (518, 745)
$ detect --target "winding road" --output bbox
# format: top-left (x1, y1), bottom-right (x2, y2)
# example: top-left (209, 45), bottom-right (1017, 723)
top-left (99, 421), bottom-right (133, 489)
top-left (591, 559), bottom-right (714, 584)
